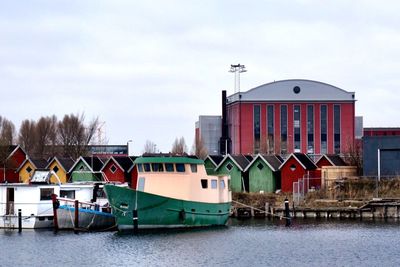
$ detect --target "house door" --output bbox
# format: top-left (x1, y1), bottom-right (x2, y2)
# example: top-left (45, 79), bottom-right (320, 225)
top-left (6, 188), bottom-right (14, 215)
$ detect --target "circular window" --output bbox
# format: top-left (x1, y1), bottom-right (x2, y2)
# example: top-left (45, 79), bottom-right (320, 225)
top-left (293, 86), bottom-right (301, 94)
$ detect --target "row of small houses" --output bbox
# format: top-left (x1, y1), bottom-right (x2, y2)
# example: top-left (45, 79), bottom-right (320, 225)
top-left (0, 145), bottom-right (357, 193)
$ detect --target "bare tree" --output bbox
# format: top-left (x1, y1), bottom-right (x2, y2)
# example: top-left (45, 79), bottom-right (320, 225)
top-left (143, 140), bottom-right (157, 154)
top-left (344, 140), bottom-right (363, 175)
top-left (171, 137), bottom-right (187, 156)
top-left (0, 116), bottom-right (16, 146)
top-left (18, 119), bottom-right (37, 155)
top-left (192, 136), bottom-right (208, 159)
top-left (35, 116), bottom-right (58, 157)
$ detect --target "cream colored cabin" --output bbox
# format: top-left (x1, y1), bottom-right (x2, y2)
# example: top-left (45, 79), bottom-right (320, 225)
top-left (135, 158), bottom-right (231, 204)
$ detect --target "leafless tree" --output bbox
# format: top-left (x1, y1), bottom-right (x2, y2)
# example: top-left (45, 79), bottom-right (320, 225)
top-left (18, 119), bottom-right (37, 155)
top-left (34, 115), bottom-right (58, 157)
top-left (143, 140), bottom-right (157, 154)
top-left (0, 116), bottom-right (16, 166)
top-left (171, 137), bottom-right (187, 156)
top-left (192, 136), bottom-right (208, 159)
top-left (344, 140), bottom-right (363, 175)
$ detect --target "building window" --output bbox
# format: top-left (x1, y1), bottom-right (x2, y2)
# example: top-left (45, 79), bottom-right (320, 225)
top-left (26, 166), bottom-right (32, 173)
top-left (79, 165), bottom-right (85, 171)
top-left (138, 177), bottom-right (145, 191)
top-left (294, 105), bottom-right (301, 152)
top-left (151, 163), bottom-right (164, 172)
top-left (281, 105), bottom-right (288, 154)
top-left (267, 105), bottom-right (274, 153)
top-left (321, 105), bottom-right (327, 154)
top-left (176, 163), bottom-right (185, 172)
top-left (137, 164), bottom-right (143, 172)
top-left (334, 104), bottom-right (341, 154)
top-left (211, 179), bottom-right (218, 189)
top-left (290, 164), bottom-right (296, 171)
top-left (40, 188), bottom-right (54, 201)
top-left (110, 165), bottom-right (117, 173)
top-left (253, 105), bottom-right (261, 153)
top-left (143, 163), bottom-right (151, 172)
top-left (190, 164), bottom-right (197, 173)
top-left (220, 180), bottom-right (226, 189)
top-left (201, 179), bottom-right (208, 189)
top-left (165, 163), bottom-right (174, 172)
top-left (257, 163), bottom-right (264, 170)
top-left (307, 105), bottom-right (314, 154)
top-left (226, 163), bottom-right (233, 171)
top-left (60, 190), bottom-right (75, 199)
top-left (53, 166), bottom-right (59, 173)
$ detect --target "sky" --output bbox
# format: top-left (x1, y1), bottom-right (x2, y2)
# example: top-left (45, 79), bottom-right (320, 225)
top-left (1, 0), bottom-right (400, 155)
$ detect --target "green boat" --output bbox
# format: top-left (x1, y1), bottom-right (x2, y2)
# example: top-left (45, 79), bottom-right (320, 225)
top-left (104, 156), bottom-right (231, 231)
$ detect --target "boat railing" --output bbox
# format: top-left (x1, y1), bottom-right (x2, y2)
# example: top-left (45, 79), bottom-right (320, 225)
top-left (56, 197), bottom-right (110, 213)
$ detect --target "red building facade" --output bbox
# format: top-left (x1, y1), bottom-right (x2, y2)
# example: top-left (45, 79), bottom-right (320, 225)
top-left (226, 79), bottom-right (356, 156)
top-left (0, 146), bottom-right (27, 183)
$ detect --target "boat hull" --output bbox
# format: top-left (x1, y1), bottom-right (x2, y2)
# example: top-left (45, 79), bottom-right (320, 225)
top-left (104, 185), bottom-right (231, 231)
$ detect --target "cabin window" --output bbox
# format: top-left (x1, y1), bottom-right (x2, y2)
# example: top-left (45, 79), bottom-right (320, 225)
top-left (220, 180), bottom-right (226, 189)
top-left (152, 163), bottom-right (164, 172)
top-left (40, 188), bottom-right (54, 201)
top-left (290, 164), bottom-right (296, 171)
top-left (190, 164), bottom-right (197, 173)
top-left (138, 177), bottom-right (145, 191)
top-left (176, 163), bottom-right (185, 173)
top-left (137, 164), bottom-right (143, 173)
top-left (165, 163), bottom-right (174, 172)
top-left (257, 163), bottom-right (264, 170)
top-left (79, 165), bottom-right (85, 171)
top-left (60, 190), bottom-right (75, 199)
top-left (226, 163), bottom-right (233, 171)
top-left (53, 166), bottom-right (59, 173)
top-left (26, 166), bottom-right (32, 173)
top-left (143, 163), bottom-right (151, 172)
top-left (201, 179), bottom-right (208, 189)
top-left (211, 179), bottom-right (218, 189)
top-left (110, 165), bottom-right (117, 173)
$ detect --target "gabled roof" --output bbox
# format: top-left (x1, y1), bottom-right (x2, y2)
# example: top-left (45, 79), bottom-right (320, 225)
top-left (244, 154), bottom-right (283, 172)
top-left (279, 153), bottom-right (317, 170)
top-left (316, 154), bottom-right (347, 167)
top-left (0, 145), bottom-right (27, 162)
top-left (69, 156), bottom-right (104, 172)
top-left (100, 156), bottom-right (134, 172)
top-left (205, 155), bottom-right (224, 167)
top-left (215, 154), bottom-right (252, 172)
top-left (46, 157), bottom-right (75, 173)
top-left (16, 158), bottom-right (48, 172)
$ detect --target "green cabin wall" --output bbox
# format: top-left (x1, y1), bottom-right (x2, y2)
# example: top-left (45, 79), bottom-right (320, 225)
top-left (248, 158), bottom-right (276, 193)
top-left (204, 159), bottom-right (218, 175)
top-left (70, 161), bottom-right (97, 182)
top-left (215, 159), bottom-right (243, 192)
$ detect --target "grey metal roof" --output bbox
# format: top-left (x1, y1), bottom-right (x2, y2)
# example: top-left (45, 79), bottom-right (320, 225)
top-left (227, 79), bottom-right (355, 103)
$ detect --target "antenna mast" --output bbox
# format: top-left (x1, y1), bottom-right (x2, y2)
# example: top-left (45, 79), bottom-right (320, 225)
top-left (229, 63), bottom-right (247, 93)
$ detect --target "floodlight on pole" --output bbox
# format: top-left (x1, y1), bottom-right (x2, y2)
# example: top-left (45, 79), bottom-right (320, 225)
top-left (229, 64), bottom-right (247, 93)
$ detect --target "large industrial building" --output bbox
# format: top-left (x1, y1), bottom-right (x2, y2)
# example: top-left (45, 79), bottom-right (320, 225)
top-left (222, 79), bottom-right (356, 156)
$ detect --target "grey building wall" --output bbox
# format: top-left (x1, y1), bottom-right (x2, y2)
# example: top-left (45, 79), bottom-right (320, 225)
top-left (355, 116), bottom-right (363, 139)
top-left (197, 116), bottom-right (222, 155)
top-left (363, 136), bottom-right (400, 176)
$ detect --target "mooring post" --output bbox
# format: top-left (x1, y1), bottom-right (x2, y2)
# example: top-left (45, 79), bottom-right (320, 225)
top-left (18, 209), bottom-right (22, 233)
top-left (133, 209), bottom-right (138, 235)
top-left (51, 194), bottom-right (59, 232)
top-left (74, 200), bottom-right (79, 234)
top-left (284, 198), bottom-right (291, 227)
top-left (265, 202), bottom-right (269, 219)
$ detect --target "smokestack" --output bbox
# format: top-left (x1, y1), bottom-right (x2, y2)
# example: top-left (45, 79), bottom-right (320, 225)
top-left (219, 90), bottom-right (230, 155)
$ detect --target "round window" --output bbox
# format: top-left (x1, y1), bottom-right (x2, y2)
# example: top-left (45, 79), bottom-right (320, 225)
top-left (293, 86), bottom-right (301, 94)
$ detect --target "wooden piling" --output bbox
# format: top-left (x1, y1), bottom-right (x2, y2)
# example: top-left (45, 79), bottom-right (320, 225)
top-left (74, 200), bottom-right (79, 233)
top-left (18, 209), bottom-right (22, 233)
top-left (51, 194), bottom-right (59, 232)
top-left (133, 209), bottom-right (138, 234)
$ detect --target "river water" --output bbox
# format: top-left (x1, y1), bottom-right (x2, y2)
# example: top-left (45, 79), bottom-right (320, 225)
top-left (1, 218), bottom-right (400, 267)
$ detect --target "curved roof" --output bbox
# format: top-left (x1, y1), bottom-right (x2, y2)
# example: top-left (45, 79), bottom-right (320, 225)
top-left (227, 79), bottom-right (355, 103)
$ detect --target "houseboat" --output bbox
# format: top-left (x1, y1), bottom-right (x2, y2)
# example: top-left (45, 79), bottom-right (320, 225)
top-left (104, 156), bottom-right (231, 231)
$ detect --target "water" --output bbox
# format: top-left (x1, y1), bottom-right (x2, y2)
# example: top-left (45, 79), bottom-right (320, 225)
top-left (2, 218), bottom-right (400, 267)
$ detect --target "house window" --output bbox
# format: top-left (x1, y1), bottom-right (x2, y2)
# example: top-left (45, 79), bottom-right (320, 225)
top-left (320, 105), bottom-right (327, 154)
top-left (176, 163), bottom-right (185, 172)
top-left (290, 164), bottom-right (296, 171)
top-left (110, 165), bottom-right (117, 173)
top-left (40, 188), bottom-right (54, 201)
top-left (220, 180), bottom-right (226, 189)
top-left (26, 166), bottom-right (32, 173)
top-left (190, 164), bottom-right (197, 173)
top-left (307, 105), bottom-right (314, 154)
top-left (201, 179), bottom-right (208, 189)
top-left (294, 105), bottom-right (301, 152)
top-left (79, 165), bottom-right (85, 171)
top-left (254, 105), bottom-right (261, 153)
top-left (165, 163), bottom-right (174, 172)
top-left (53, 166), bottom-right (59, 173)
top-left (211, 179), bottom-right (218, 189)
top-left (281, 105), bottom-right (288, 154)
top-left (267, 105), bottom-right (274, 153)
top-left (257, 163), bottom-right (264, 170)
top-left (226, 163), bottom-right (233, 171)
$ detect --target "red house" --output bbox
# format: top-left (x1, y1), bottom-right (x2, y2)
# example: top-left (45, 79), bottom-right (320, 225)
top-left (0, 145), bottom-right (27, 183)
top-left (101, 156), bottom-right (137, 185)
top-left (315, 154), bottom-right (347, 168)
top-left (279, 153), bottom-right (320, 192)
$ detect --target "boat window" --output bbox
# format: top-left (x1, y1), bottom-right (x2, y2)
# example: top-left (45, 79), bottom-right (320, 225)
top-left (176, 163), bottom-right (185, 173)
top-left (152, 163), bottom-right (164, 172)
top-left (138, 177), bottom-right (145, 191)
top-left (137, 164), bottom-right (143, 173)
top-left (144, 163), bottom-right (151, 172)
top-left (40, 188), bottom-right (54, 201)
top-left (190, 164), bottom-right (197, 173)
top-left (220, 180), bottom-right (226, 189)
top-left (60, 190), bottom-right (75, 199)
top-left (201, 179), bottom-right (208, 189)
top-left (165, 163), bottom-right (174, 172)
top-left (211, 179), bottom-right (218, 189)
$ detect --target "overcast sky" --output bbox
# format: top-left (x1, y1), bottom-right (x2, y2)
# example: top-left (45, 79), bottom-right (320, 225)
top-left (1, 0), bottom-right (400, 155)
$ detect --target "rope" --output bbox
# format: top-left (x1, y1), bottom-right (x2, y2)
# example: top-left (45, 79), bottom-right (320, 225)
top-left (232, 200), bottom-right (291, 220)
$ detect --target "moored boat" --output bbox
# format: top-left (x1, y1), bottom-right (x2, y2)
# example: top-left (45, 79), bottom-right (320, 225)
top-left (104, 156), bottom-right (231, 231)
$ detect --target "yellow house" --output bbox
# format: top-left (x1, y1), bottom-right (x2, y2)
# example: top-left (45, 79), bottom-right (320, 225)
top-left (46, 157), bottom-right (75, 184)
top-left (17, 158), bottom-right (49, 183)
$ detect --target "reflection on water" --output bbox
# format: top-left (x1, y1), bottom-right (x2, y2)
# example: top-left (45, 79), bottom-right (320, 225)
top-left (1, 218), bottom-right (400, 267)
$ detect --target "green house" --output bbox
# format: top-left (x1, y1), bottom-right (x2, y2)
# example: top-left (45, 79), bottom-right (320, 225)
top-left (244, 154), bottom-right (282, 193)
top-left (204, 155), bottom-right (224, 175)
top-left (69, 156), bottom-right (104, 182)
top-left (214, 154), bottom-right (252, 192)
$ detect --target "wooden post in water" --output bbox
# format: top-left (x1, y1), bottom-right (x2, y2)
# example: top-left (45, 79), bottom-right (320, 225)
top-left (18, 209), bottom-right (22, 233)
top-left (51, 194), bottom-right (59, 232)
top-left (284, 198), bottom-right (291, 227)
top-left (74, 200), bottom-right (79, 233)
top-left (133, 209), bottom-right (138, 234)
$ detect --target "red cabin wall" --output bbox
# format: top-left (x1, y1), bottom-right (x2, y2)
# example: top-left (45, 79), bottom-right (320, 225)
top-left (103, 162), bottom-right (125, 183)
top-left (316, 157), bottom-right (333, 168)
top-left (280, 157), bottom-right (308, 192)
